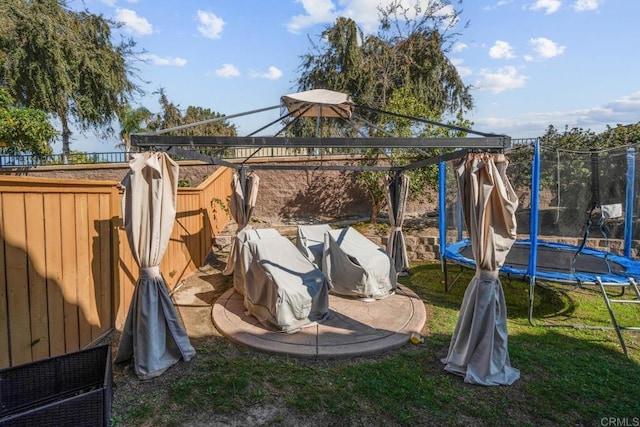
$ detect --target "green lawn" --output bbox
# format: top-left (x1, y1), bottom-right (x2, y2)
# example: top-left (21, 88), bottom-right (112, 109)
top-left (112, 262), bottom-right (640, 426)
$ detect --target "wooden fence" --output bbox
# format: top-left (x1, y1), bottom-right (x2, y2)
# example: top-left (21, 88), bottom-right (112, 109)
top-left (0, 166), bottom-right (233, 369)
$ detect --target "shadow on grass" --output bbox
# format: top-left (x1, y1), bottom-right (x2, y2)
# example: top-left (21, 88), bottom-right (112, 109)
top-left (401, 262), bottom-right (575, 320)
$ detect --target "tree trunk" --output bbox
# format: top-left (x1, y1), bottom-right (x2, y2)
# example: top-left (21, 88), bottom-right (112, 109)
top-left (369, 196), bottom-right (381, 224)
top-left (60, 114), bottom-right (71, 162)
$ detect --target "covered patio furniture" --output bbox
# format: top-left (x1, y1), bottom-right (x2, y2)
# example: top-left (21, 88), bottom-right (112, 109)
top-left (231, 228), bottom-right (281, 296)
top-left (323, 227), bottom-right (397, 301)
top-left (296, 224), bottom-right (333, 266)
top-left (441, 153), bottom-right (520, 386)
top-left (115, 152), bottom-right (195, 380)
top-left (239, 230), bottom-right (330, 332)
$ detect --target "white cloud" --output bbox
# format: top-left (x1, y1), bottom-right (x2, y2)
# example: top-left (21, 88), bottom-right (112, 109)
top-left (475, 66), bottom-right (527, 93)
top-left (489, 40), bottom-right (515, 59)
top-left (215, 64), bottom-right (240, 78)
top-left (287, 0), bottom-right (337, 33)
top-left (197, 10), bottom-right (225, 39)
top-left (524, 54), bottom-right (534, 62)
top-left (483, 0), bottom-right (514, 10)
top-left (140, 54), bottom-right (187, 67)
top-left (573, 0), bottom-right (599, 11)
top-left (530, 0), bottom-right (562, 14)
top-left (103, 0), bottom-right (137, 4)
top-left (115, 8), bottom-right (153, 36)
top-left (451, 58), bottom-right (472, 78)
top-left (530, 37), bottom-right (565, 58)
top-left (452, 42), bottom-right (468, 53)
top-left (286, 0), bottom-right (456, 34)
top-left (262, 66), bottom-right (283, 80)
top-left (473, 92), bottom-right (640, 138)
top-left (249, 65), bottom-right (282, 80)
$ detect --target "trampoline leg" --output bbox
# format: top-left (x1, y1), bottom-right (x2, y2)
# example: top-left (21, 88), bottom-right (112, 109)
top-left (596, 277), bottom-right (629, 357)
top-left (443, 258), bottom-right (449, 292)
top-left (442, 259), bottom-right (464, 293)
top-left (528, 278), bottom-right (536, 326)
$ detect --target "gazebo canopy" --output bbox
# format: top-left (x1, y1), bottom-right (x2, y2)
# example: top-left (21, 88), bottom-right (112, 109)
top-left (281, 89), bottom-right (354, 119)
top-left (130, 89), bottom-right (510, 169)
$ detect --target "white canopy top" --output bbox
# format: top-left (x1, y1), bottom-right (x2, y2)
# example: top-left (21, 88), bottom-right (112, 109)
top-left (281, 89), bottom-right (353, 119)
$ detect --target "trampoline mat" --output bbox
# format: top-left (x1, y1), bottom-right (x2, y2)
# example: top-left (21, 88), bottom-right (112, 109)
top-left (459, 242), bottom-right (627, 276)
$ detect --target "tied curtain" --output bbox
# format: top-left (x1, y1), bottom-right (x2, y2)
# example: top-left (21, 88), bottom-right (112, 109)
top-left (385, 172), bottom-right (410, 274)
top-left (442, 152), bottom-right (520, 386)
top-left (115, 152), bottom-right (195, 380)
top-left (222, 171), bottom-right (260, 277)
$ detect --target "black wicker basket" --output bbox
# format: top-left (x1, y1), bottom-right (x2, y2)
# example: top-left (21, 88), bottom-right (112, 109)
top-left (0, 345), bottom-right (112, 427)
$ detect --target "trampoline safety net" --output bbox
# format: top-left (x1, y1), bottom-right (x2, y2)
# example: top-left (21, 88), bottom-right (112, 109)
top-left (443, 144), bottom-right (640, 278)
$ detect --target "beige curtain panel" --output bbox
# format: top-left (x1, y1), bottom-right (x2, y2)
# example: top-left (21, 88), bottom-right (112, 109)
top-left (115, 152), bottom-right (195, 380)
top-left (385, 172), bottom-right (410, 274)
top-left (223, 171), bottom-right (260, 278)
top-left (441, 152), bottom-right (520, 386)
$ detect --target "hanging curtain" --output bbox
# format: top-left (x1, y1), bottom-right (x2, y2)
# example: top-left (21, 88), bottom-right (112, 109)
top-left (222, 171), bottom-right (260, 277)
top-left (115, 152), bottom-right (196, 380)
top-left (441, 152), bottom-right (520, 386)
top-left (385, 172), bottom-right (410, 274)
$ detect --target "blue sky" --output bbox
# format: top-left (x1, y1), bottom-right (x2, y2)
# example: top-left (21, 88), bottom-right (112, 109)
top-left (62, 0), bottom-right (640, 153)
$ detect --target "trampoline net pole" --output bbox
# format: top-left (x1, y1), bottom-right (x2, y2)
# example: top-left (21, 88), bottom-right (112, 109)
top-left (528, 140), bottom-right (541, 324)
top-left (624, 147), bottom-right (635, 258)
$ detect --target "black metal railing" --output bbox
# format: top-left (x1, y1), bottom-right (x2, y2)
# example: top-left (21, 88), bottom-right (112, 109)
top-left (0, 152), bottom-right (129, 168)
top-left (0, 140), bottom-right (540, 168)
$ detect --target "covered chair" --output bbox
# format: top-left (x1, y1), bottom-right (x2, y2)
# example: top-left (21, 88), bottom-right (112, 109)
top-left (296, 224), bottom-right (333, 266)
top-left (115, 152), bottom-right (195, 380)
top-left (441, 153), bottom-right (520, 386)
top-left (232, 228), bottom-right (281, 296)
top-left (239, 230), bottom-right (330, 332)
top-left (322, 227), bottom-right (397, 301)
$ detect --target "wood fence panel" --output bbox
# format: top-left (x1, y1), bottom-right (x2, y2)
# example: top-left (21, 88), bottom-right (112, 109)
top-left (0, 194), bottom-right (8, 368)
top-left (43, 193), bottom-right (66, 358)
top-left (75, 194), bottom-right (92, 348)
top-left (24, 193), bottom-right (49, 362)
top-left (3, 193), bottom-right (32, 366)
top-left (60, 193), bottom-right (80, 353)
top-left (201, 167), bottom-right (233, 236)
top-left (97, 193), bottom-right (113, 341)
top-left (87, 196), bottom-right (100, 341)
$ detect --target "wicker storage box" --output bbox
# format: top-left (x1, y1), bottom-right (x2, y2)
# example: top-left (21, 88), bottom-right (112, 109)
top-left (0, 345), bottom-right (112, 427)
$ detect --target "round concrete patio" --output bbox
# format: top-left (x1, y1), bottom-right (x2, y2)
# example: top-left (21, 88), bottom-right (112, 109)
top-left (210, 285), bottom-right (427, 358)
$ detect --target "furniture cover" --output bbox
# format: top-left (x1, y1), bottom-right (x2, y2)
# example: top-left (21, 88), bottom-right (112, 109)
top-left (232, 228), bottom-right (281, 296)
top-left (239, 229), bottom-right (330, 332)
top-left (296, 224), bottom-right (333, 266)
top-left (322, 227), bottom-right (397, 300)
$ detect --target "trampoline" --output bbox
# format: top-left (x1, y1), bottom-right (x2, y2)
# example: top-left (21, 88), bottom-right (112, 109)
top-left (445, 239), bottom-right (640, 285)
top-left (439, 141), bottom-right (640, 356)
